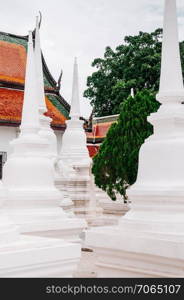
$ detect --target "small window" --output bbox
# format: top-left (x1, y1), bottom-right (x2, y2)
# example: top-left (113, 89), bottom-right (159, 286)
top-left (0, 152), bottom-right (7, 180)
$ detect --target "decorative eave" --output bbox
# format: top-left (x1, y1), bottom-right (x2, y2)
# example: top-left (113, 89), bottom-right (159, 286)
top-left (0, 115), bottom-right (67, 131)
top-left (86, 137), bottom-right (104, 144)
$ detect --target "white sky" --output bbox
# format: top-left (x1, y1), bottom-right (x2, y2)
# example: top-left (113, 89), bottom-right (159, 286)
top-left (0, 0), bottom-right (184, 117)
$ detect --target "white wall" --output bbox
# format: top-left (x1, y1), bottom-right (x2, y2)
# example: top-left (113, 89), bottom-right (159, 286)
top-left (0, 126), bottom-right (64, 157)
top-left (0, 126), bottom-right (18, 157)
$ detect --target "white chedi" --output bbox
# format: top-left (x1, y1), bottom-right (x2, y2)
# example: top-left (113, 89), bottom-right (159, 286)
top-left (0, 178), bottom-right (81, 278)
top-left (86, 0), bottom-right (184, 277)
top-left (2, 31), bottom-right (86, 242)
top-left (57, 58), bottom-right (91, 215)
top-left (3, 31), bottom-right (62, 216)
top-left (57, 58), bottom-right (105, 226)
top-left (0, 31), bottom-right (81, 277)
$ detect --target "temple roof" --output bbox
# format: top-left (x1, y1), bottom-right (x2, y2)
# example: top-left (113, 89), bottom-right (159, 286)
top-left (87, 144), bottom-right (99, 158)
top-left (86, 114), bottom-right (119, 144)
top-left (0, 31), bottom-right (70, 129)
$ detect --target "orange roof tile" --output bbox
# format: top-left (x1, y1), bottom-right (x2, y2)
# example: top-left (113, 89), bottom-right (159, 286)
top-left (0, 88), bottom-right (66, 126)
top-left (0, 40), bottom-right (26, 85)
top-left (87, 145), bottom-right (99, 157)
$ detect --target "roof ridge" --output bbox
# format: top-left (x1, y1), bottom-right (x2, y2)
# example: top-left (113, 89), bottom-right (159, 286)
top-left (0, 31), bottom-right (28, 40)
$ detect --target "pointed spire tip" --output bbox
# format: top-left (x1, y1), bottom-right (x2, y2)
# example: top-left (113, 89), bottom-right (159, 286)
top-left (28, 31), bottom-right (33, 42)
top-left (36, 15), bottom-right (39, 24)
top-left (36, 11), bottom-right (42, 29)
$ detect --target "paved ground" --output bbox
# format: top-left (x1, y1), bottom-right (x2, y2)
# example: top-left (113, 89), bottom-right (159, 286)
top-left (74, 213), bottom-right (126, 277)
top-left (74, 250), bottom-right (97, 278)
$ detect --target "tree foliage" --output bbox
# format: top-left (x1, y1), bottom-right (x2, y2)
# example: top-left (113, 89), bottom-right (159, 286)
top-left (84, 29), bottom-right (184, 117)
top-left (89, 29), bottom-right (184, 200)
top-left (92, 90), bottom-right (161, 200)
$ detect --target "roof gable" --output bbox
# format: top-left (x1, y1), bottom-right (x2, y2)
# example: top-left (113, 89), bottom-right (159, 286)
top-left (0, 31), bottom-right (70, 128)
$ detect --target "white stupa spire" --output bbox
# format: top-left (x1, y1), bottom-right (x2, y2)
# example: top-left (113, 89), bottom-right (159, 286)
top-left (131, 88), bottom-right (134, 98)
top-left (59, 57), bottom-right (89, 163)
top-left (157, 0), bottom-right (184, 104)
top-left (21, 31), bottom-right (39, 134)
top-left (70, 57), bottom-right (81, 119)
top-left (35, 15), bottom-right (47, 112)
top-left (34, 15), bottom-right (58, 158)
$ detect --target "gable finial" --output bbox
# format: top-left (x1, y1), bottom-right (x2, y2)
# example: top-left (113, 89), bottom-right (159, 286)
top-left (56, 69), bottom-right (63, 91)
top-left (38, 11), bottom-right (42, 29)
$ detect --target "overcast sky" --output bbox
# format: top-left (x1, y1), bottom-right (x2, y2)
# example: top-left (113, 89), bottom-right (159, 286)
top-left (0, 0), bottom-right (184, 117)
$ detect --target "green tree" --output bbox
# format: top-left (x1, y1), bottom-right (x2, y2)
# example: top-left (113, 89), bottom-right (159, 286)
top-left (84, 29), bottom-right (184, 117)
top-left (92, 90), bottom-right (160, 200)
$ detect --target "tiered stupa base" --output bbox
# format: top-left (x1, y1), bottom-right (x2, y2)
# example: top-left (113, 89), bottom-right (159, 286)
top-left (96, 187), bottom-right (130, 225)
top-left (4, 206), bottom-right (87, 243)
top-left (55, 177), bottom-right (75, 216)
top-left (0, 235), bottom-right (81, 277)
top-left (86, 188), bottom-right (184, 278)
